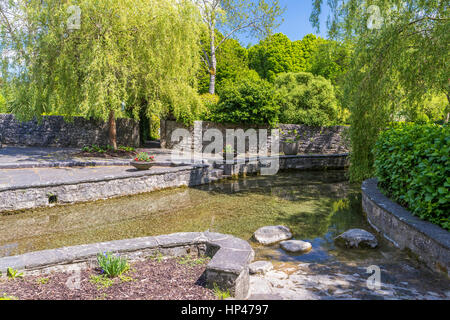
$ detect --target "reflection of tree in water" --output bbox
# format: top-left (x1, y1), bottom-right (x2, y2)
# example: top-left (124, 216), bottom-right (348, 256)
top-left (328, 192), bottom-right (367, 236)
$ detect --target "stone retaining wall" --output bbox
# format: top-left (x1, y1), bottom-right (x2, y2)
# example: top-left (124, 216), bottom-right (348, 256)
top-left (362, 179), bottom-right (450, 277)
top-left (160, 120), bottom-right (349, 154)
top-left (213, 154), bottom-right (349, 176)
top-left (0, 164), bottom-right (216, 213)
top-left (0, 232), bottom-right (254, 299)
top-left (0, 114), bottom-right (140, 147)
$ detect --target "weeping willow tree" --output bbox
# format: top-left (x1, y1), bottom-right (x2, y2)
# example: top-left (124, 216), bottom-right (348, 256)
top-left (310, 0), bottom-right (450, 181)
top-left (0, 0), bottom-right (203, 148)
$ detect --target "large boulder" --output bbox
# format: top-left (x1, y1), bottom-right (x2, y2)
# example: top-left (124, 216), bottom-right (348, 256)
top-left (334, 229), bottom-right (378, 249)
top-left (280, 240), bottom-right (312, 253)
top-left (253, 226), bottom-right (293, 245)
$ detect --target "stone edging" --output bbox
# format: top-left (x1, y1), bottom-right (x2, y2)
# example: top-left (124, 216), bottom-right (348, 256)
top-left (362, 178), bottom-right (450, 277)
top-left (0, 160), bottom-right (132, 170)
top-left (0, 232), bottom-right (254, 299)
top-left (0, 163), bottom-right (206, 192)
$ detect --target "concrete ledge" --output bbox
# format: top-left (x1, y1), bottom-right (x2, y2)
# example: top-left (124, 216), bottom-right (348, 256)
top-left (0, 232), bottom-right (254, 299)
top-left (362, 178), bottom-right (450, 277)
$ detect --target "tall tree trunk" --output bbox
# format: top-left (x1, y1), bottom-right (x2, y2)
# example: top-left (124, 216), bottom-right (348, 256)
top-left (208, 27), bottom-right (217, 95)
top-left (108, 109), bottom-right (117, 149)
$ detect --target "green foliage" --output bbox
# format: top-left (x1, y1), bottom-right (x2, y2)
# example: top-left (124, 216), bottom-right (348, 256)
top-left (96, 252), bottom-right (129, 278)
top-left (374, 124), bottom-right (450, 230)
top-left (212, 283), bottom-right (231, 300)
top-left (81, 145), bottom-right (135, 153)
top-left (149, 114), bottom-right (161, 140)
top-left (308, 40), bottom-right (353, 85)
top-left (208, 77), bottom-right (280, 126)
top-left (177, 255), bottom-right (209, 267)
top-left (196, 0), bottom-right (284, 94)
top-left (198, 35), bottom-right (250, 93)
top-left (249, 33), bottom-right (322, 82)
top-left (1, 0), bottom-right (203, 125)
top-left (89, 274), bottom-right (115, 290)
top-left (310, 0), bottom-right (450, 181)
top-left (0, 93), bottom-right (6, 113)
top-left (274, 72), bottom-right (339, 126)
top-left (6, 267), bottom-right (23, 280)
top-left (200, 93), bottom-right (220, 109)
top-left (36, 278), bottom-right (49, 285)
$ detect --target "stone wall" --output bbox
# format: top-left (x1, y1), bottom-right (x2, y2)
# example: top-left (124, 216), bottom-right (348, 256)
top-left (160, 120), bottom-right (349, 154)
top-left (362, 179), bottom-right (450, 277)
top-left (0, 164), bottom-right (216, 213)
top-left (0, 114), bottom-right (140, 147)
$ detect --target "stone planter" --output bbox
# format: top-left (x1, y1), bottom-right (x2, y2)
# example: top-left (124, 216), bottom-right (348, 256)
top-left (282, 142), bottom-right (300, 155)
top-left (130, 161), bottom-right (154, 170)
top-left (222, 152), bottom-right (238, 160)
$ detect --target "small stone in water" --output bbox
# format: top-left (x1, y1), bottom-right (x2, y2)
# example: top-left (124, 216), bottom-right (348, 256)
top-left (334, 229), bottom-right (378, 249)
top-left (280, 240), bottom-right (312, 253)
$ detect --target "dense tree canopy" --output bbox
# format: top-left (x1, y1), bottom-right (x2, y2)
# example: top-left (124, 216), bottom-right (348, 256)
top-left (274, 72), bottom-right (339, 126)
top-left (311, 0), bottom-right (450, 181)
top-left (207, 75), bottom-right (280, 126)
top-left (0, 0), bottom-right (204, 147)
top-left (308, 40), bottom-right (353, 85)
top-left (248, 33), bottom-right (323, 82)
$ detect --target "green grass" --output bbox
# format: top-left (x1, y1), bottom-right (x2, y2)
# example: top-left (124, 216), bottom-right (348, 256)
top-left (213, 283), bottom-right (231, 300)
top-left (177, 255), bottom-right (209, 267)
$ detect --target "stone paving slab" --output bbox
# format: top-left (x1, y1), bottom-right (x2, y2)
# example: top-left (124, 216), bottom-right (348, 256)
top-left (0, 146), bottom-right (179, 169)
top-left (0, 164), bottom-right (206, 192)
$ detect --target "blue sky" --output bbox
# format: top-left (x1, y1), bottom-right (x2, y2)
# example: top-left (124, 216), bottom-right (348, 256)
top-left (238, 0), bottom-right (331, 46)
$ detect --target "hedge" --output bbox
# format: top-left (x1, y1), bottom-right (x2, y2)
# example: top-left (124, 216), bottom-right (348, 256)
top-left (374, 123), bottom-right (450, 230)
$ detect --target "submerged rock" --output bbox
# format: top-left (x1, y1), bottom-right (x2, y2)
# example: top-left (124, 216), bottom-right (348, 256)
top-left (280, 240), bottom-right (312, 253)
top-left (334, 229), bottom-right (378, 249)
top-left (249, 261), bottom-right (274, 275)
top-left (253, 226), bottom-right (293, 245)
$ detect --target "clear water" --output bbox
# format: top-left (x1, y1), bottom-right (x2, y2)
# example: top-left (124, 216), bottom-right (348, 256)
top-left (1, 170), bottom-right (449, 297)
top-left (0, 170), bottom-right (366, 258)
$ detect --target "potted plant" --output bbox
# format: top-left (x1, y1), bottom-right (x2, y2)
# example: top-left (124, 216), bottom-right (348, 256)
top-left (131, 152), bottom-right (155, 170)
top-left (281, 129), bottom-right (301, 155)
top-left (222, 144), bottom-right (238, 160)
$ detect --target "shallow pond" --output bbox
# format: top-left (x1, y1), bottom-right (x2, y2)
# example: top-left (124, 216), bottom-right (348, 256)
top-left (0, 170), bottom-right (448, 298)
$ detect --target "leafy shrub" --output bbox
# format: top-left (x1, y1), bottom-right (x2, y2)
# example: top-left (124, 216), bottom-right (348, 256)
top-left (374, 124), bottom-right (450, 230)
top-left (274, 72), bottom-right (338, 126)
top-left (200, 93), bottom-right (220, 108)
top-left (81, 145), bottom-right (135, 153)
top-left (208, 77), bottom-right (280, 127)
top-left (97, 252), bottom-right (129, 278)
